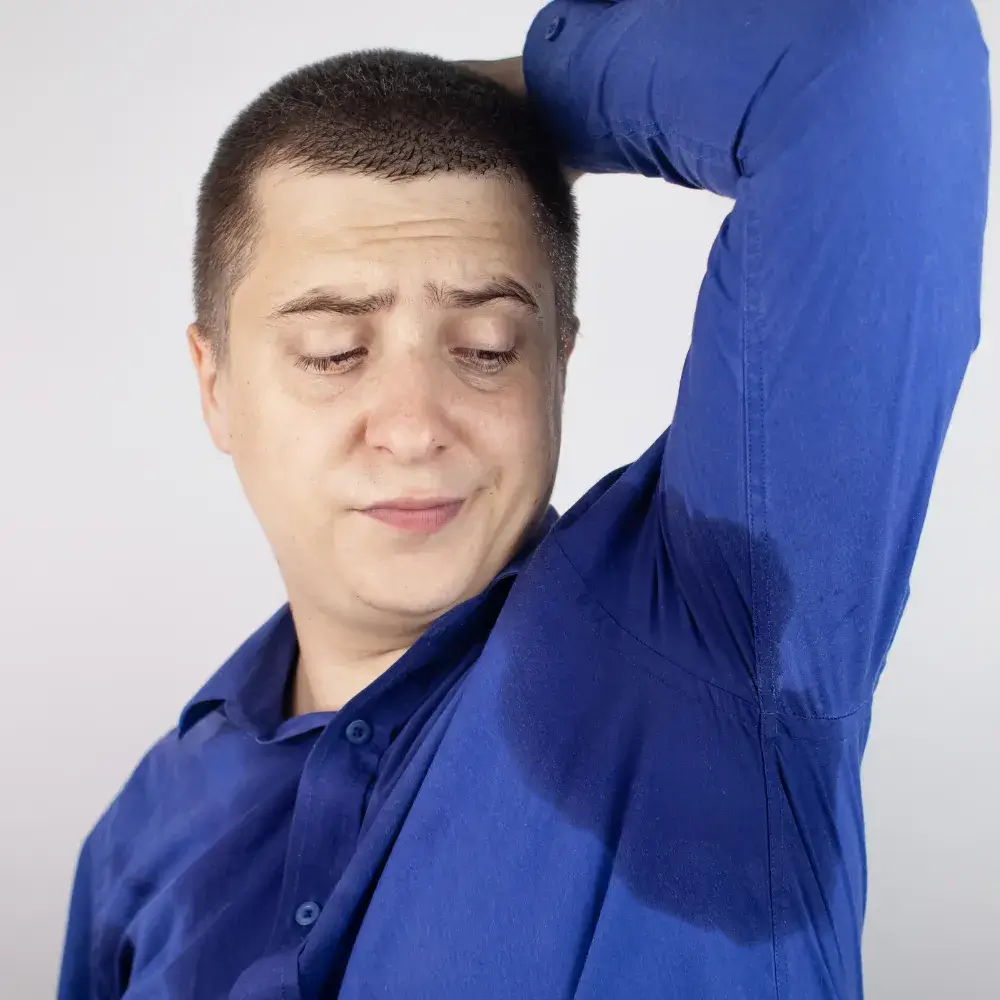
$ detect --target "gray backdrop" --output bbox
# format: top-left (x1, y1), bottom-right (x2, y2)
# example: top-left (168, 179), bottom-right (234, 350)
top-left (1, 1), bottom-right (996, 997)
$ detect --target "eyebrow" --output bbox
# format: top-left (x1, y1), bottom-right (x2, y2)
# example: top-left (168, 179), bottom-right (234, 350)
top-left (271, 288), bottom-right (396, 318)
top-left (429, 277), bottom-right (541, 316)
top-left (270, 276), bottom-right (541, 319)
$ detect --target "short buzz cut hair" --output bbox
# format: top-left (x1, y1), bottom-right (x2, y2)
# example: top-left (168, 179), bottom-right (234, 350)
top-left (193, 49), bottom-right (578, 360)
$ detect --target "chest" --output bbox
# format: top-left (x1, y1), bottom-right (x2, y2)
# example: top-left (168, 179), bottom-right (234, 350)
top-left (102, 722), bottom-right (388, 999)
top-left (327, 616), bottom-right (775, 1000)
top-left (109, 554), bottom-right (786, 1000)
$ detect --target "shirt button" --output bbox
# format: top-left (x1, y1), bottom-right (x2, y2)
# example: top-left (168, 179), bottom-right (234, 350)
top-left (294, 901), bottom-right (321, 927)
top-left (344, 718), bottom-right (372, 745)
top-left (544, 15), bottom-right (565, 41)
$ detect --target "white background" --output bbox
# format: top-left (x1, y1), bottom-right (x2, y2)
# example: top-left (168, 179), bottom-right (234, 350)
top-left (1, 2), bottom-right (996, 997)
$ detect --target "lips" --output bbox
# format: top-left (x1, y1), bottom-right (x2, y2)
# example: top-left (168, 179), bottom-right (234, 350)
top-left (360, 498), bottom-right (464, 535)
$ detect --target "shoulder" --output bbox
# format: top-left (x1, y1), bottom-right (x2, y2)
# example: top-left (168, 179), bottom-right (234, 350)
top-left (88, 713), bottom-right (235, 896)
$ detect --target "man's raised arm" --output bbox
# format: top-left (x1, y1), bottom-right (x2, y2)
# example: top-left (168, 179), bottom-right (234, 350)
top-left (523, 0), bottom-right (990, 719)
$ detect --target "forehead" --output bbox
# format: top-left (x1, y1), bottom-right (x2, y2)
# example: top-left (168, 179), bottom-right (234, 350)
top-left (239, 165), bottom-right (553, 309)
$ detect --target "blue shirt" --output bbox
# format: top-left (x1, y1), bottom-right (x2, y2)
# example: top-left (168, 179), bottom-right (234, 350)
top-left (59, 1), bottom-right (990, 998)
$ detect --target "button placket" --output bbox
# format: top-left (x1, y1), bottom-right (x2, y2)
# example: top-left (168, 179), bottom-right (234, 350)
top-left (266, 729), bottom-right (339, 951)
top-left (268, 713), bottom-right (387, 950)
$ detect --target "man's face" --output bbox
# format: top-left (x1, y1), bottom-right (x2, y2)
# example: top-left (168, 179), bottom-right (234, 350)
top-left (190, 166), bottom-right (570, 636)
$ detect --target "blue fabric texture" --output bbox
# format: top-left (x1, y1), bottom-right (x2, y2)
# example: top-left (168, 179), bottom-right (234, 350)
top-left (58, 1), bottom-right (990, 997)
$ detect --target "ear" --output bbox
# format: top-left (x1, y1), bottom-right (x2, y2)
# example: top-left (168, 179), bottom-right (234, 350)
top-left (555, 316), bottom-right (579, 403)
top-left (560, 316), bottom-right (579, 363)
top-left (187, 323), bottom-right (233, 455)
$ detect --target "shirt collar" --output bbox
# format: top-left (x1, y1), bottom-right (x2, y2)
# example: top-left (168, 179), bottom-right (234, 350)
top-left (177, 506), bottom-right (558, 739)
top-left (177, 603), bottom-right (298, 738)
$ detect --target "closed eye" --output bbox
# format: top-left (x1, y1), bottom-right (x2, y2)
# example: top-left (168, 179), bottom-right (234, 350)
top-left (452, 347), bottom-right (520, 374)
top-left (294, 347), bottom-right (367, 374)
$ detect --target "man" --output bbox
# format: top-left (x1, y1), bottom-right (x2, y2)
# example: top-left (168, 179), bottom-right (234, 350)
top-left (59, 1), bottom-right (989, 998)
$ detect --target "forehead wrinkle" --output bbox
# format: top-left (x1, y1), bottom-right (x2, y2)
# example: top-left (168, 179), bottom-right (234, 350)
top-left (243, 172), bottom-right (556, 320)
top-left (259, 221), bottom-right (515, 258)
top-left (256, 176), bottom-right (544, 257)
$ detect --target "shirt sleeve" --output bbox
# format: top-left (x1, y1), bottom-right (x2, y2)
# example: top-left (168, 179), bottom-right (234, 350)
top-left (523, 0), bottom-right (990, 718)
top-left (58, 834), bottom-right (102, 1000)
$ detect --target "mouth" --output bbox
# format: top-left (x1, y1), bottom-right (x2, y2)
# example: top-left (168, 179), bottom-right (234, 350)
top-left (359, 497), bottom-right (465, 535)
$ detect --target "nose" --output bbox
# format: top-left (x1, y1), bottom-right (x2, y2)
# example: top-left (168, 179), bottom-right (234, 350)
top-left (364, 353), bottom-right (452, 463)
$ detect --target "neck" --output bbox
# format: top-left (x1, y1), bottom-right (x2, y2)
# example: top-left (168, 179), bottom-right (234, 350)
top-left (291, 646), bottom-right (406, 715)
top-left (287, 599), bottom-right (430, 715)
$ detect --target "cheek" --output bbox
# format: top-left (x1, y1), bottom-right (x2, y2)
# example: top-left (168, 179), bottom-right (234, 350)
top-left (227, 384), bottom-right (344, 504)
top-left (471, 381), bottom-right (559, 484)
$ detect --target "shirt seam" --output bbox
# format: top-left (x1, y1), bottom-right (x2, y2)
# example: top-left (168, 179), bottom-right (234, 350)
top-left (741, 194), bottom-right (782, 1000)
top-left (593, 120), bottom-right (732, 163)
top-left (549, 532), bottom-right (871, 737)
top-left (550, 533), bottom-right (760, 717)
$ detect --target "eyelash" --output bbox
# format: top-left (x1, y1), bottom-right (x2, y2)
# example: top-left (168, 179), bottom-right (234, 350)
top-left (294, 347), bottom-right (520, 376)
top-left (294, 347), bottom-right (366, 374)
top-left (456, 347), bottom-right (520, 374)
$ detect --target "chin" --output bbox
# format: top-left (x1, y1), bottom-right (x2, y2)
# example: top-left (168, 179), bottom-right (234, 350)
top-left (354, 556), bottom-right (486, 622)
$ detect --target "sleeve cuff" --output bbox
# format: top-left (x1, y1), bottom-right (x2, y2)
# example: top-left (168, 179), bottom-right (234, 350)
top-left (522, 1), bottom-right (632, 174)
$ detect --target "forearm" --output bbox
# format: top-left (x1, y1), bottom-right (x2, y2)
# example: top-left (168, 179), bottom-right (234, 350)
top-left (521, 0), bottom-right (807, 192)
